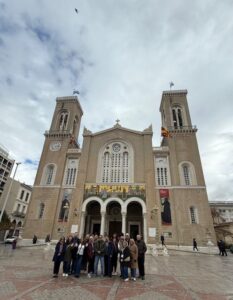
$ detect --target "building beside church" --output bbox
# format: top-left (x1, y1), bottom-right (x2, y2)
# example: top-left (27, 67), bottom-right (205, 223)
top-left (23, 89), bottom-right (216, 246)
top-left (0, 178), bottom-right (32, 236)
top-left (0, 144), bottom-right (14, 200)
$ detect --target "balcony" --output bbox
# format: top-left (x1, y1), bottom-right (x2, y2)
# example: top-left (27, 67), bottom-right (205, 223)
top-left (167, 126), bottom-right (197, 134)
top-left (12, 211), bottom-right (26, 218)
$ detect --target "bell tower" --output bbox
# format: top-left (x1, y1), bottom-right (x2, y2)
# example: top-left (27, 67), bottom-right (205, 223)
top-left (23, 96), bottom-right (83, 239)
top-left (158, 90), bottom-right (216, 246)
top-left (49, 96), bottom-right (83, 140)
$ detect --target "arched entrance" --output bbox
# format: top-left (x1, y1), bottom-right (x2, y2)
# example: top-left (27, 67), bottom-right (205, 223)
top-left (106, 201), bottom-right (122, 237)
top-left (85, 201), bottom-right (101, 235)
top-left (127, 202), bottom-right (142, 240)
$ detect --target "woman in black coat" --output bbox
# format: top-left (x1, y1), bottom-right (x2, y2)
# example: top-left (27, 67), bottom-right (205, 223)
top-left (120, 240), bottom-right (131, 281)
top-left (52, 237), bottom-right (66, 277)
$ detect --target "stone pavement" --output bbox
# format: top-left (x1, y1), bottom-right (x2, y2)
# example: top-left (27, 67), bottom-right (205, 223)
top-left (0, 244), bottom-right (232, 300)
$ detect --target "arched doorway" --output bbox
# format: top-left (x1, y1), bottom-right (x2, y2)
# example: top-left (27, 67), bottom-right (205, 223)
top-left (106, 201), bottom-right (122, 237)
top-left (85, 201), bottom-right (101, 235)
top-left (127, 202), bottom-right (143, 240)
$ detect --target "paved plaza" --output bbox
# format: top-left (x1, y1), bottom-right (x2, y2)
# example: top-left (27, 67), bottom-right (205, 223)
top-left (0, 244), bottom-right (232, 300)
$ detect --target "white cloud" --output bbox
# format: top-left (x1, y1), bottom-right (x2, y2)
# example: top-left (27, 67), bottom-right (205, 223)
top-left (0, 0), bottom-right (233, 200)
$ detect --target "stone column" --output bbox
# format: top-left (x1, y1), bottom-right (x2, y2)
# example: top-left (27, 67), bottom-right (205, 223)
top-left (100, 212), bottom-right (106, 235)
top-left (121, 212), bottom-right (126, 234)
top-left (143, 213), bottom-right (148, 243)
top-left (79, 212), bottom-right (86, 238)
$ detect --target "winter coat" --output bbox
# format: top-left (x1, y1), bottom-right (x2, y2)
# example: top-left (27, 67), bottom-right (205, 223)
top-left (107, 241), bottom-right (114, 257)
top-left (87, 241), bottom-right (94, 259)
top-left (129, 244), bottom-right (138, 269)
top-left (64, 243), bottom-right (73, 263)
top-left (52, 242), bottom-right (66, 262)
top-left (136, 240), bottom-right (147, 257)
top-left (120, 246), bottom-right (131, 268)
top-left (94, 239), bottom-right (105, 256)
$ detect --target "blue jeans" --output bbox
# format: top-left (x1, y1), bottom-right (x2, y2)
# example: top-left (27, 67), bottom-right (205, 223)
top-left (75, 255), bottom-right (83, 276)
top-left (94, 255), bottom-right (104, 275)
top-left (131, 268), bottom-right (136, 278)
top-left (63, 261), bottom-right (71, 274)
top-left (122, 266), bottom-right (128, 279)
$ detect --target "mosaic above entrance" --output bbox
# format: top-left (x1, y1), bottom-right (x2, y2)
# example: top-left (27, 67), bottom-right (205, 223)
top-left (84, 184), bottom-right (146, 201)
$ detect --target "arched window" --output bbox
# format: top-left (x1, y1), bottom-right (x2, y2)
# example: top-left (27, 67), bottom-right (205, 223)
top-left (59, 111), bottom-right (69, 130)
top-left (183, 165), bottom-right (191, 185)
top-left (98, 141), bottom-right (133, 183)
top-left (41, 164), bottom-right (57, 185)
top-left (155, 157), bottom-right (171, 186)
top-left (38, 203), bottom-right (45, 219)
top-left (46, 165), bottom-right (54, 185)
top-left (63, 159), bottom-right (79, 186)
top-left (172, 106), bottom-right (183, 129)
top-left (190, 206), bottom-right (198, 224)
top-left (179, 162), bottom-right (197, 186)
top-left (72, 115), bottom-right (79, 134)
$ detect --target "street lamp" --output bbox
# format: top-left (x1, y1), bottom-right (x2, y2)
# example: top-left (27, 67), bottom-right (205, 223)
top-left (0, 162), bottom-right (21, 223)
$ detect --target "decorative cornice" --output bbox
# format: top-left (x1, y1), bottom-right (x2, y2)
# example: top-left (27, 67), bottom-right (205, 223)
top-left (167, 126), bottom-right (198, 134)
top-left (162, 89), bottom-right (188, 96)
top-left (154, 186), bottom-right (206, 189)
top-left (44, 130), bottom-right (72, 138)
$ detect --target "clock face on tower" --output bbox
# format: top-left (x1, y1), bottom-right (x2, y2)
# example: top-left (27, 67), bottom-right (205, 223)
top-left (49, 142), bottom-right (61, 151)
top-left (112, 143), bottom-right (121, 152)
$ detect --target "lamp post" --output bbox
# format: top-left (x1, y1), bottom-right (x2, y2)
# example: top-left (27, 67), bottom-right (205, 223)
top-left (0, 162), bottom-right (21, 223)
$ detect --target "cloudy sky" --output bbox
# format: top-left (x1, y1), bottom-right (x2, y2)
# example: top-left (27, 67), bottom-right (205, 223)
top-left (0, 0), bottom-right (233, 201)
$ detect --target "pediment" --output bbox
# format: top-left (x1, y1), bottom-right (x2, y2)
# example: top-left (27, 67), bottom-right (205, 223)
top-left (83, 123), bottom-right (153, 137)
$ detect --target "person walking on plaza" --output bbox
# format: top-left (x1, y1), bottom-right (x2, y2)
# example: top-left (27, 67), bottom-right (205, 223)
top-left (129, 239), bottom-right (138, 281)
top-left (94, 235), bottom-right (105, 276)
top-left (52, 237), bottom-right (66, 278)
top-left (12, 237), bottom-right (17, 250)
top-left (193, 238), bottom-right (198, 251)
top-left (217, 240), bottom-right (222, 255)
top-left (120, 240), bottom-right (131, 281)
top-left (160, 234), bottom-right (165, 246)
top-left (219, 240), bottom-right (227, 256)
top-left (136, 234), bottom-right (147, 280)
top-left (32, 235), bottom-right (37, 244)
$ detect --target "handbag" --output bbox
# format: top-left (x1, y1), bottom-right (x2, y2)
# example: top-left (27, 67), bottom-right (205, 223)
top-left (124, 256), bottom-right (130, 262)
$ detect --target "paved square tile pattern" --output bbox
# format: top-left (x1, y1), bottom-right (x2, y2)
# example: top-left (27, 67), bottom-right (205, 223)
top-left (0, 245), bottom-right (232, 300)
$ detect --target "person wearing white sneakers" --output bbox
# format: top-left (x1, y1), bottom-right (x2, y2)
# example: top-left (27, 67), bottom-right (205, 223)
top-left (120, 240), bottom-right (131, 281)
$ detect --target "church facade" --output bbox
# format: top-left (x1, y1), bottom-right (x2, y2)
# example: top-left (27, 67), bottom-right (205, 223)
top-left (23, 90), bottom-right (216, 245)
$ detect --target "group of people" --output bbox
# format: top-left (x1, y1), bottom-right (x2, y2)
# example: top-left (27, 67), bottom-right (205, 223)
top-left (52, 233), bottom-right (147, 281)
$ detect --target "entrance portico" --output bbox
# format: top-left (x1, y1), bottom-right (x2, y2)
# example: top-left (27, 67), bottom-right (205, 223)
top-left (80, 196), bottom-right (147, 242)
